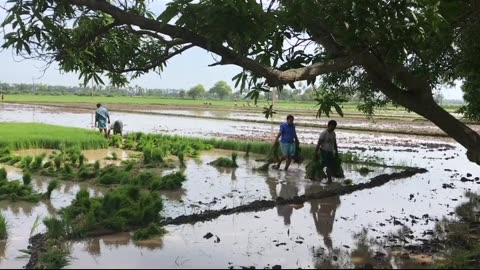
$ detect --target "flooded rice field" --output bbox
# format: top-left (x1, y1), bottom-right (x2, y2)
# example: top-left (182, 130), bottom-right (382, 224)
top-left (0, 102), bottom-right (479, 268)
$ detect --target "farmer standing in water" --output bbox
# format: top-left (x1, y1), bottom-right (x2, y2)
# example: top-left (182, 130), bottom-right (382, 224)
top-left (315, 120), bottom-right (338, 183)
top-left (272, 115), bottom-right (300, 171)
top-left (95, 103), bottom-right (110, 138)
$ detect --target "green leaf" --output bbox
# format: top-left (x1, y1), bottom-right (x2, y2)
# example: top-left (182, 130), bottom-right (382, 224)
top-left (333, 103), bottom-right (344, 117)
top-left (1, 14), bottom-right (15, 27)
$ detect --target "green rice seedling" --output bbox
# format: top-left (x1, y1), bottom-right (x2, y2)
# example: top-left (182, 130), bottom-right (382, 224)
top-left (98, 165), bottom-right (130, 185)
top-left (0, 168), bottom-right (7, 181)
top-left (43, 161), bottom-right (53, 169)
top-left (0, 212), bottom-right (7, 240)
top-left (254, 162), bottom-right (271, 172)
top-left (6, 156), bottom-right (21, 166)
top-left (358, 167), bottom-right (373, 176)
top-left (54, 155), bottom-right (62, 170)
top-left (77, 165), bottom-right (97, 180)
top-left (151, 172), bottom-right (187, 190)
top-left (111, 152), bottom-right (118, 160)
top-left (305, 159), bottom-right (327, 181)
top-left (0, 123), bottom-right (107, 150)
top-left (94, 161), bottom-right (100, 172)
top-left (244, 143), bottom-right (251, 158)
top-left (30, 215), bottom-right (42, 237)
top-left (41, 167), bottom-right (58, 177)
top-left (0, 147), bottom-right (10, 158)
top-left (135, 172), bottom-right (155, 187)
top-left (78, 154), bottom-right (85, 167)
top-left (132, 223), bottom-right (166, 241)
top-left (43, 216), bottom-right (68, 239)
top-left (334, 156), bottom-right (345, 178)
top-left (109, 134), bottom-right (123, 148)
top-left (45, 180), bottom-right (59, 199)
top-left (60, 185), bottom-right (163, 236)
top-left (22, 172), bottom-right (32, 186)
top-left (343, 179), bottom-right (353, 185)
top-left (20, 155), bottom-right (33, 171)
top-left (63, 163), bottom-right (73, 175)
top-left (178, 151), bottom-right (186, 168)
top-left (0, 179), bottom-right (42, 202)
top-left (143, 147), bottom-right (165, 164)
top-left (124, 161), bottom-right (135, 171)
top-left (0, 148), bottom-right (13, 163)
top-left (36, 244), bottom-right (70, 269)
top-left (231, 152), bottom-right (238, 166)
top-left (31, 153), bottom-right (46, 171)
top-left (209, 153), bottom-right (239, 168)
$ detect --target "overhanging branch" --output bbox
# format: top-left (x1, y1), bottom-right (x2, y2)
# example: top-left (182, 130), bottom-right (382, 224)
top-left (61, 0), bottom-right (358, 86)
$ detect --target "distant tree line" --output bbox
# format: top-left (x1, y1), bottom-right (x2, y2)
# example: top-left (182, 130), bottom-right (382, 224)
top-left (0, 80), bottom-right (325, 102)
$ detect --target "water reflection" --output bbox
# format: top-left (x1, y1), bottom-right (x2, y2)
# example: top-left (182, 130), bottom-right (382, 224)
top-left (310, 196), bottom-right (341, 252)
top-left (81, 231), bottom-right (164, 258)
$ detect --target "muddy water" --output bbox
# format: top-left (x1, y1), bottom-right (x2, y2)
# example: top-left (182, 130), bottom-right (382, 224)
top-left (0, 103), bottom-right (462, 148)
top-left (0, 149), bottom-right (126, 268)
top-left (2, 103), bottom-right (480, 268)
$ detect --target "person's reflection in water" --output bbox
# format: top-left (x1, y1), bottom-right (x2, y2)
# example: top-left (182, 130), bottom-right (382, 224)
top-left (310, 196), bottom-right (341, 251)
top-left (85, 238), bottom-right (101, 256)
top-left (273, 181), bottom-right (299, 225)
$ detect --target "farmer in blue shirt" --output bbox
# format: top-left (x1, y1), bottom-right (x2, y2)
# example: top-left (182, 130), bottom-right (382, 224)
top-left (272, 115), bottom-right (300, 171)
top-left (95, 103), bottom-right (110, 138)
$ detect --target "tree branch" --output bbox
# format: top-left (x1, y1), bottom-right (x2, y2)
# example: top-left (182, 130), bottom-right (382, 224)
top-left (61, 0), bottom-right (357, 86)
top-left (125, 26), bottom-right (187, 47)
top-left (102, 44), bottom-right (194, 73)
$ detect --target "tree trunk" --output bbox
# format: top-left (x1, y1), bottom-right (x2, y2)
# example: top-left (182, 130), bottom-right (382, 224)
top-left (361, 55), bottom-right (480, 164)
top-left (408, 97), bottom-right (480, 164)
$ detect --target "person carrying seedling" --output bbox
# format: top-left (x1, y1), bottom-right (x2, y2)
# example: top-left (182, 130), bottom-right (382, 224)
top-left (272, 115), bottom-right (300, 171)
top-left (315, 120), bottom-right (339, 183)
top-left (95, 103), bottom-right (110, 138)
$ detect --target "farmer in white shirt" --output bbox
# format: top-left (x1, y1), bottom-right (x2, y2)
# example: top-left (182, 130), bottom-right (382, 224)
top-left (315, 120), bottom-right (338, 183)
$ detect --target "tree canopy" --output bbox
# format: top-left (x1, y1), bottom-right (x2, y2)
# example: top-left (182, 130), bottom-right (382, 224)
top-left (2, 0), bottom-right (480, 163)
top-left (209, 81), bottom-right (232, 100)
top-left (187, 84), bottom-right (205, 99)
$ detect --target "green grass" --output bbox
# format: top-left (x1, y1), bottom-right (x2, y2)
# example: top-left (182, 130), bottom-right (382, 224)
top-left (209, 152), bottom-right (239, 168)
top-left (35, 244), bottom-right (70, 269)
top-left (0, 211), bottom-right (7, 240)
top-left (60, 185), bottom-right (164, 237)
top-left (0, 123), bottom-right (108, 150)
top-left (5, 94), bottom-right (462, 112)
top-left (133, 223), bottom-right (166, 241)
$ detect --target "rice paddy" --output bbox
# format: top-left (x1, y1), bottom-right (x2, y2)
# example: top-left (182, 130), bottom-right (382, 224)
top-left (0, 119), bottom-right (447, 269)
top-left (0, 123), bottom-right (107, 150)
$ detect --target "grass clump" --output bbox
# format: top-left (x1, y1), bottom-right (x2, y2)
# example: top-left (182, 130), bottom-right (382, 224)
top-left (35, 244), bottom-right (70, 269)
top-left (22, 171), bottom-right (32, 185)
top-left (98, 165), bottom-right (130, 185)
top-left (60, 185), bottom-right (164, 236)
top-left (126, 171), bottom-right (187, 191)
top-left (209, 152), bottom-right (238, 168)
top-left (45, 180), bottom-right (59, 199)
top-left (151, 172), bottom-right (186, 190)
top-left (358, 167), bottom-right (373, 176)
top-left (143, 146), bottom-right (167, 164)
top-left (0, 179), bottom-right (42, 202)
top-left (0, 212), bottom-right (7, 240)
top-left (0, 167), bottom-right (7, 181)
top-left (133, 223), bottom-right (166, 241)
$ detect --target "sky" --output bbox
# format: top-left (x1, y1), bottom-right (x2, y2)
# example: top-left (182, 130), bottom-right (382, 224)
top-left (0, 1), bottom-right (465, 100)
